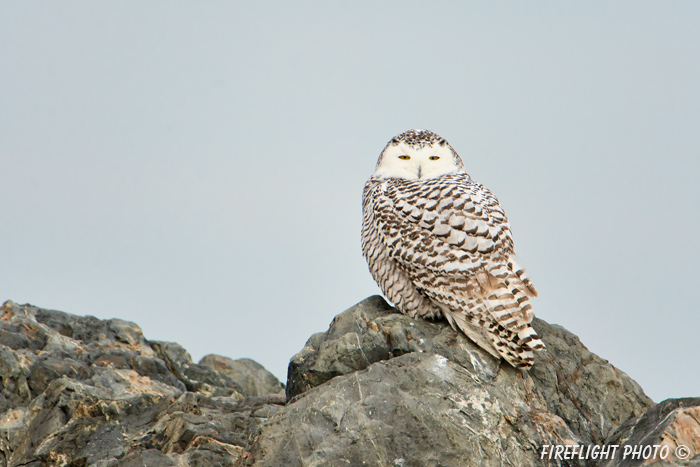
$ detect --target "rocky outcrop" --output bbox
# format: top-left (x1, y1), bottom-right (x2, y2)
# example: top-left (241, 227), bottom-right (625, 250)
top-left (1, 296), bottom-right (698, 466)
top-left (199, 355), bottom-right (285, 398)
top-left (0, 300), bottom-right (284, 466)
top-left (599, 397), bottom-right (700, 467)
top-left (270, 297), bottom-right (700, 467)
top-left (246, 296), bottom-right (655, 466)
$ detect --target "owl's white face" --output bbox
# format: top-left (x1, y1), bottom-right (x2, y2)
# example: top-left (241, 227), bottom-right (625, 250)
top-left (373, 142), bottom-right (462, 180)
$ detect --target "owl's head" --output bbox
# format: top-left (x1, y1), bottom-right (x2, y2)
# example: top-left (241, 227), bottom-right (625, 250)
top-left (373, 129), bottom-right (465, 180)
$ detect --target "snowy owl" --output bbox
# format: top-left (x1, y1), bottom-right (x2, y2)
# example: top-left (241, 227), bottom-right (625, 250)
top-left (361, 129), bottom-right (545, 369)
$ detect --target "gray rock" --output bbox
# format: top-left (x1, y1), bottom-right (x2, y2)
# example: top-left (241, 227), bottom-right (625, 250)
top-left (250, 295), bottom-right (654, 466)
top-left (248, 351), bottom-right (582, 466)
top-left (199, 355), bottom-right (285, 397)
top-left (2, 296), bottom-right (696, 467)
top-left (528, 318), bottom-right (654, 445)
top-left (0, 300), bottom-right (284, 466)
top-left (597, 397), bottom-right (700, 467)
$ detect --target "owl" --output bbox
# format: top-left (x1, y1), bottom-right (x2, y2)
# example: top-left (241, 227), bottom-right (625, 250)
top-left (362, 129), bottom-right (545, 369)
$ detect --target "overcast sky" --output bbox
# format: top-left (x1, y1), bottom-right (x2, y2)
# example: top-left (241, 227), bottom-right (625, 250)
top-left (2, 2), bottom-right (698, 403)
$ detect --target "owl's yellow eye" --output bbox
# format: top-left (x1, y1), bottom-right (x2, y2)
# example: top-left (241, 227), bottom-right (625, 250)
top-left (398, 155), bottom-right (410, 160)
top-left (429, 156), bottom-right (440, 160)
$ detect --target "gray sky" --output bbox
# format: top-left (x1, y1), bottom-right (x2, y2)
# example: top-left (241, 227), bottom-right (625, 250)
top-left (2, 2), bottom-right (698, 403)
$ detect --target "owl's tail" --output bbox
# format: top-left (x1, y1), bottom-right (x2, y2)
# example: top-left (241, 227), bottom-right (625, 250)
top-left (481, 284), bottom-right (545, 369)
top-left (441, 280), bottom-right (545, 370)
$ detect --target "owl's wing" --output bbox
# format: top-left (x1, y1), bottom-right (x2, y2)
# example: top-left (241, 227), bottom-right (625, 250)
top-left (373, 175), bottom-right (504, 266)
top-left (368, 173), bottom-right (543, 366)
top-left (371, 174), bottom-right (537, 295)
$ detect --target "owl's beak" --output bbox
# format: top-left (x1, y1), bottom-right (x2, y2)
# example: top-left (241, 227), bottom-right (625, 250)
top-left (417, 165), bottom-right (422, 178)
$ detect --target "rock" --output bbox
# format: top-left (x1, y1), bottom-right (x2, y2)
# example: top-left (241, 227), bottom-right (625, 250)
top-left (527, 318), bottom-right (653, 446)
top-left (247, 296), bottom-right (655, 466)
top-left (199, 355), bottom-right (284, 397)
top-left (0, 300), bottom-right (285, 466)
top-left (2, 296), bottom-right (698, 467)
top-left (597, 397), bottom-right (700, 466)
top-left (248, 352), bottom-right (578, 466)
